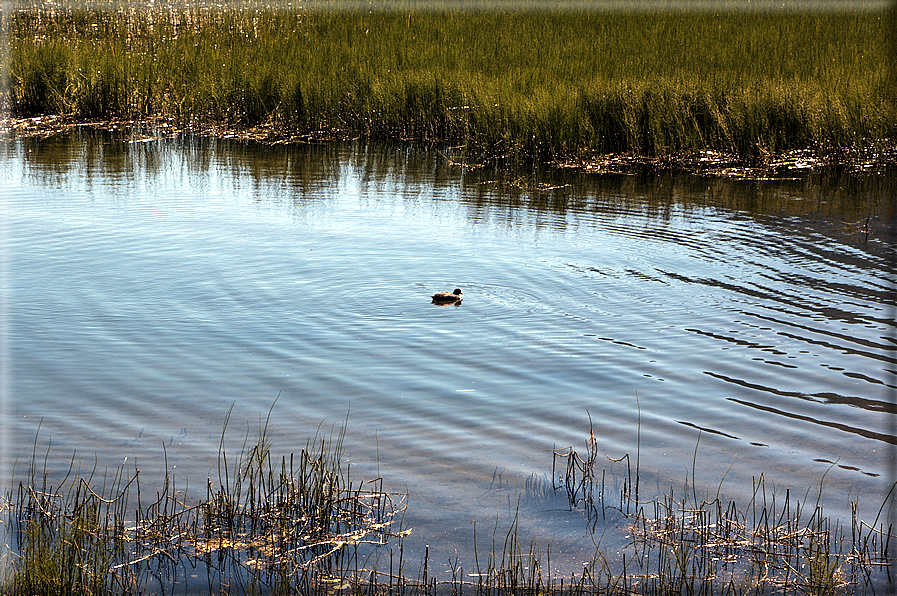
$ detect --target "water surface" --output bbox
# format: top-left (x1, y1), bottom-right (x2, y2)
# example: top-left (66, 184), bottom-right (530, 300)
top-left (2, 132), bottom-right (894, 569)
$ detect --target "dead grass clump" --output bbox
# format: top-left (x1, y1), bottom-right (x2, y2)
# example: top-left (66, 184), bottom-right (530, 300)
top-left (552, 419), bottom-right (895, 595)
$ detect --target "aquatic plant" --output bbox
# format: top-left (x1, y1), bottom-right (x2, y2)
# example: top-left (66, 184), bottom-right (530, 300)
top-left (5, 1), bottom-right (894, 166)
top-left (550, 419), bottom-right (896, 595)
top-left (1, 406), bottom-right (892, 595)
top-left (0, 410), bottom-right (409, 594)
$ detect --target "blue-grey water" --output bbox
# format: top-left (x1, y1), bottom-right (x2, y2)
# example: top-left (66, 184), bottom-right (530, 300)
top-left (1, 132), bottom-right (894, 573)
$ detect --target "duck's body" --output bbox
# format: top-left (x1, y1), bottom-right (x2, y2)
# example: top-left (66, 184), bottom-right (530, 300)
top-left (431, 288), bottom-right (463, 302)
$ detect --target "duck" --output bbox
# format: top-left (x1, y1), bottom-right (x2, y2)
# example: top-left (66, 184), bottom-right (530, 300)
top-left (431, 288), bottom-right (463, 302)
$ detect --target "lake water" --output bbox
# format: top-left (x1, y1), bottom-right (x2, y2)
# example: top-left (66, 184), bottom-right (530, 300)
top-left (2, 131), bottom-right (895, 577)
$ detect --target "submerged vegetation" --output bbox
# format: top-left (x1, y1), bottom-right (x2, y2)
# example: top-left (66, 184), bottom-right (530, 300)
top-left (1, 411), bottom-right (893, 595)
top-left (4, 1), bottom-right (896, 167)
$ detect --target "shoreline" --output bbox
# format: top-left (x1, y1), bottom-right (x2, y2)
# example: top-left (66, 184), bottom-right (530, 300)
top-left (4, 114), bottom-right (894, 181)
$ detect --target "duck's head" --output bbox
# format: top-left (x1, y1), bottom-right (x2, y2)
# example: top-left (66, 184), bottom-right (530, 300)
top-left (451, 288), bottom-right (463, 296)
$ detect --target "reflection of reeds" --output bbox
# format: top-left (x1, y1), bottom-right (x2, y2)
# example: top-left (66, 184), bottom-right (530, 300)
top-left (2, 412), bottom-right (893, 594)
top-left (6, 2), bottom-right (894, 164)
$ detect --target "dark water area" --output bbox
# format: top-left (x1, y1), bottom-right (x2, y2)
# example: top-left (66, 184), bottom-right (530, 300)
top-left (1, 131), bottom-right (894, 577)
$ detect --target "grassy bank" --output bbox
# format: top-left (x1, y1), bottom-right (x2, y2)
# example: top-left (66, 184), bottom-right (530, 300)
top-left (6, 2), bottom-right (895, 165)
top-left (1, 414), bottom-right (893, 595)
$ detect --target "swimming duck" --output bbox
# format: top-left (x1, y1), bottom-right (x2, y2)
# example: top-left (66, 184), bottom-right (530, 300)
top-left (431, 288), bottom-right (463, 302)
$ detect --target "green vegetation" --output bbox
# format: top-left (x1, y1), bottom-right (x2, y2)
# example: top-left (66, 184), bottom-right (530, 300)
top-left (5, 1), bottom-right (894, 165)
top-left (1, 411), bottom-right (893, 595)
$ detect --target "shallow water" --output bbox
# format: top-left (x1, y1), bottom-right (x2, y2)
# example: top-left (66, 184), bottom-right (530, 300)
top-left (2, 132), bottom-right (895, 572)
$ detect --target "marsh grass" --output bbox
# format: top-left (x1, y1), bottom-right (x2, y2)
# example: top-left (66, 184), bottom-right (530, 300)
top-left (6, 1), bottom-right (895, 165)
top-left (3, 409), bottom-right (894, 595)
top-left (551, 422), bottom-right (895, 595)
top-left (1, 410), bottom-right (410, 595)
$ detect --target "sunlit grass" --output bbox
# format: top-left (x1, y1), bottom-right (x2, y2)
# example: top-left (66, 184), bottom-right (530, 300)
top-left (6, 2), bottom-right (893, 162)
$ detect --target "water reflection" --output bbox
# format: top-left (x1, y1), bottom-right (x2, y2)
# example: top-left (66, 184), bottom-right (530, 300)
top-left (14, 131), bottom-right (896, 244)
top-left (4, 131), bottom-right (895, 568)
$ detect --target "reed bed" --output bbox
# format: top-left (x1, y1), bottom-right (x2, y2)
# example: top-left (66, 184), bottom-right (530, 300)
top-left (5, 1), bottom-right (895, 166)
top-left (1, 411), bottom-right (410, 594)
top-left (551, 419), bottom-right (895, 595)
top-left (2, 408), bottom-right (893, 595)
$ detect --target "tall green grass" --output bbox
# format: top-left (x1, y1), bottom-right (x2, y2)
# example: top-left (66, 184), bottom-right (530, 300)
top-left (5, 3), bottom-right (895, 161)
